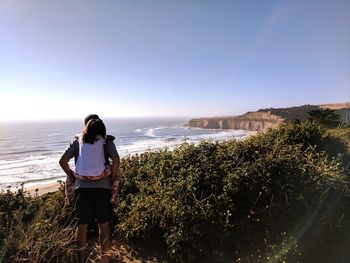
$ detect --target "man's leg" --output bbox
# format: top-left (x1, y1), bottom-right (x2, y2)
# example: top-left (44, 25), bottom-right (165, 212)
top-left (76, 223), bottom-right (88, 263)
top-left (98, 222), bottom-right (111, 263)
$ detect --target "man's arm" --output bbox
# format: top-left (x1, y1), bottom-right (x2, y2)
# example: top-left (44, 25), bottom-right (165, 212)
top-left (106, 139), bottom-right (121, 201)
top-left (110, 156), bottom-right (120, 206)
top-left (59, 139), bottom-right (77, 176)
top-left (105, 138), bottom-right (120, 181)
top-left (110, 156), bottom-right (120, 182)
top-left (59, 157), bottom-right (73, 176)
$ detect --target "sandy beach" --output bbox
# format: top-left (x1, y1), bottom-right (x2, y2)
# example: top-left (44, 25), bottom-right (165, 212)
top-left (24, 181), bottom-right (62, 196)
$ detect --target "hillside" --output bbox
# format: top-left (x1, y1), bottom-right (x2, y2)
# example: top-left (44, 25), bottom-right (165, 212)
top-left (187, 103), bottom-right (350, 131)
top-left (1, 122), bottom-right (350, 262)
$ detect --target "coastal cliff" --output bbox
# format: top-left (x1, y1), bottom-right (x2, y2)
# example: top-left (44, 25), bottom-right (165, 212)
top-left (187, 103), bottom-right (350, 132)
top-left (188, 111), bottom-right (284, 131)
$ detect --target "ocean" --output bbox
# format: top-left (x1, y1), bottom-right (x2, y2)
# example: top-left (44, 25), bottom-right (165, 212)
top-left (0, 118), bottom-right (252, 190)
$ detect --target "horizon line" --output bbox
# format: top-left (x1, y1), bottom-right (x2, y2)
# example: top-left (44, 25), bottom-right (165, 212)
top-left (0, 116), bottom-right (195, 123)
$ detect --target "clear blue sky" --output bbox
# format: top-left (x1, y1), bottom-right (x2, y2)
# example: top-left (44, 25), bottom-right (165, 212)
top-left (0, 0), bottom-right (349, 120)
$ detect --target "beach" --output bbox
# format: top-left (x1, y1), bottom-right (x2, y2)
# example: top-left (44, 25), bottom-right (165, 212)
top-left (24, 181), bottom-right (62, 196)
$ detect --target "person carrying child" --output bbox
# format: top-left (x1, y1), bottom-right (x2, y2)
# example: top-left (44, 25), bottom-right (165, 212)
top-left (59, 114), bottom-right (120, 263)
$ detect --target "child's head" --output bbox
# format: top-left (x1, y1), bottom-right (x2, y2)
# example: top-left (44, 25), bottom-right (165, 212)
top-left (84, 114), bottom-right (100, 125)
top-left (82, 118), bottom-right (106, 143)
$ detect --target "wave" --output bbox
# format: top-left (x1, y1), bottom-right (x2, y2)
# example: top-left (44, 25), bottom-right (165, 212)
top-left (154, 126), bottom-right (168, 130)
top-left (0, 154), bottom-right (61, 171)
top-left (117, 129), bottom-right (251, 157)
top-left (145, 128), bottom-right (157, 138)
top-left (165, 137), bottom-right (177, 142)
top-left (47, 133), bottom-right (62, 137)
top-left (187, 130), bottom-right (249, 142)
top-left (5, 149), bottom-right (49, 156)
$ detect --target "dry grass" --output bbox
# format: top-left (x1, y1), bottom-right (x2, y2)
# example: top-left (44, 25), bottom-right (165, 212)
top-left (319, 102), bottom-right (350, 110)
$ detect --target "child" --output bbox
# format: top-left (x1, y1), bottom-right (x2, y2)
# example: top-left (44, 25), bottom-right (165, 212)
top-left (64, 118), bottom-right (117, 205)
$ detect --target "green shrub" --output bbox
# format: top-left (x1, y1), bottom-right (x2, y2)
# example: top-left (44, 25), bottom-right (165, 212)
top-left (0, 186), bottom-right (42, 261)
top-left (0, 184), bottom-right (77, 263)
top-left (116, 122), bottom-right (350, 262)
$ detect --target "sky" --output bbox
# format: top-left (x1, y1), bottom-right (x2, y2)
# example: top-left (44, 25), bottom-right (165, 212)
top-left (0, 0), bottom-right (349, 121)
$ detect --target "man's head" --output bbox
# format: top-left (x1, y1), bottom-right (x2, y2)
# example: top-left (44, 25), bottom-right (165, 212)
top-left (84, 114), bottom-right (100, 125)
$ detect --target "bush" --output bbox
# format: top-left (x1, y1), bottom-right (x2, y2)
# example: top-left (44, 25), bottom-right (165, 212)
top-left (116, 122), bottom-right (350, 262)
top-left (0, 184), bottom-right (77, 263)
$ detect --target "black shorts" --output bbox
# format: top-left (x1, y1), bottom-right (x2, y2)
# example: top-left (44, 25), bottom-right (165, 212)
top-left (74, 188), bottom-right (113, 225)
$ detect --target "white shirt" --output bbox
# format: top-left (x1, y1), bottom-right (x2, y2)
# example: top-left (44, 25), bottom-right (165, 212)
top-left (75, 135), bottom-right (105, 176)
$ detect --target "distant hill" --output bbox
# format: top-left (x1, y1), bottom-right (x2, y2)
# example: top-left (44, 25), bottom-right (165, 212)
top-left (187, 103), bottom-right (350, 131)
top-left (258, 103), bottom-right (350, 122)
top-left (319, 103), bottom-right (350, 110)
top-left (257, 104), bottom-right (319, 121)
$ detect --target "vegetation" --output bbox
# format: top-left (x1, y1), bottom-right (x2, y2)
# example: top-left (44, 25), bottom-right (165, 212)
top-left (308, 108), bottom-right (340, 128)
top-left (258, 104), bottom-right (348, 126)
top-left (1, 121), bottom-right (350, 262)
top-left (0, 185), bottom-right (77, 262)
top-left (259, 104), bottom-right (319, 121)
top-left (326, 127), bottom-right (350, 148)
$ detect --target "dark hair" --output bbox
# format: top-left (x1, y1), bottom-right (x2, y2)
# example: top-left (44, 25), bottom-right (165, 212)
top-left (82, 118), bottom-right (106, 144)
top-left (84, 114), bottom-right (100, 125)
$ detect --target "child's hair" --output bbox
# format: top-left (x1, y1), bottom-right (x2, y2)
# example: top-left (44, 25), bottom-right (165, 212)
top-left (84, 114), bottom-right (100, 125)
top-left (82, 118), bottom-right (106, 144)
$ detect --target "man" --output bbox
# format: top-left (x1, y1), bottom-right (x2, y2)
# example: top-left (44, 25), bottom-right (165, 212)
top-left (59, 114), bottom-right (120, 263)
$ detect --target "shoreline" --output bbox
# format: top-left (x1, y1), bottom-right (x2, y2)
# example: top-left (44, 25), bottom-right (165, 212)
top-left (6, 180), bottom-right (63, 196)
top-left (24, 181), bottom-right (62, 196)
top-left (26, 181), bottom-right (62, 196)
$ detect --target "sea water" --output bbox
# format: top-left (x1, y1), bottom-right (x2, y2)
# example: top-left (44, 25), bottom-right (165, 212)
top-left (0, 118), bottom-right (252, 189)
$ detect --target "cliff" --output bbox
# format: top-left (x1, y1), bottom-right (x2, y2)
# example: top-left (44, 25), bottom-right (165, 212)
top-left (188, 112), bottom-right (284, 131)
top-left (187, 103), bottom-right (350, 132)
